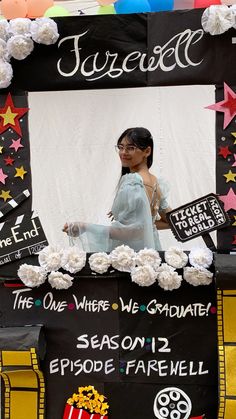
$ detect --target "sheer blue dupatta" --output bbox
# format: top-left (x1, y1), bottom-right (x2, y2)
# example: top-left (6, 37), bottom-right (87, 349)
top-left (68, 173), bottom-right (155, 252)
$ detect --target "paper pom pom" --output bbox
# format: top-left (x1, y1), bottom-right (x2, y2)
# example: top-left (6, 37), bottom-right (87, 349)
top-left (0, 20), bottom-right (9, 41)
top-left (48, 271), bottom-right (73, 290)
top-left (231, 5), bottom-right (236, 29)
top-left (61, 247), bottom-right (86, 274)
top-left (156, 263), bottom-right (175, 274)
top-left (183, 266), bottom-right (213, 286)
top-left (164, 247), bottom-right (188, 269)
top-left (18, 264), bottom-right (47, 287)
top-left (131, 265), bottom-right (157, 287)
top-left (156, 263), bottom-right (182, 291)
top-left (201, 5), bottom-right (234, 35)
top-left (9, 18), bottom-right (31, 36)
top-left (0, 40), bottom-right (10, 61)
top-left (38, 245), bottom-right (63, 271)
top-left (135, 248), bottom-right (161, 270)
top-left (189, 247), bottom-right (213, 269)
top-left (110, 245), bottom-right (136, 272)
top-left (7, 35), bottom-right (34, 60)
top-left (0, 60), bottom-right (13, 88)
top-left (157, 270), bottom-right (182, 291)
top-left (89, 252), bottom-right (110, 274)
top-left (30, 17), bottom-right (59, 45)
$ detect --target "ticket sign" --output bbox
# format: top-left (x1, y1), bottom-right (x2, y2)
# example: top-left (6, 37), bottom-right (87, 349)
top-left (166, 194), bottom-right (230, 242)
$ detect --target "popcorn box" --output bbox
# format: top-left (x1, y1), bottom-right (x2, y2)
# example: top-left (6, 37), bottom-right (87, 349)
top-left (63, 405), bottom-right (108, 419)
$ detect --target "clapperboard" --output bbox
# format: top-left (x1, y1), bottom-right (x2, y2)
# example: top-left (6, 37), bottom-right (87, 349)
top-left (166, 193), bottom-right (230, 250)
top-left (0, 212), bottom-right (48, 265)
top-left (0, 189), bottom-right (30, 220)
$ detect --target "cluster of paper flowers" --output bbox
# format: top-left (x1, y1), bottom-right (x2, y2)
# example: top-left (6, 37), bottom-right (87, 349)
top-left (0, 17), bottom-right (59, 88)
top-left (107, 245), bottom-right (213, 290)
top-left (17, 244), bottom-right (214, 291)
top-left (201, 5), bottom-right (236, 35)
top-left (66, 385), bottom-right (109, 417)
top-left (18, 245), bottom-right (87, 290)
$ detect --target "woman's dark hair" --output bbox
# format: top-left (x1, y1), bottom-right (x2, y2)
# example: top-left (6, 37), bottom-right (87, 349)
top-left (117, 127), bottom-right (154, 175)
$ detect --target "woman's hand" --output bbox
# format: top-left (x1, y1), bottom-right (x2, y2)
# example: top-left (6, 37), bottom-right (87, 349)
top-left (62, 223), bottom-right (69, 234)
top-left (62, 222), bottom-right (85, 236)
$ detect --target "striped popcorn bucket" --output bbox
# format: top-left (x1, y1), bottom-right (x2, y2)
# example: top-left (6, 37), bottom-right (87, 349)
top-left (63, 405), bottom-right (108, 419)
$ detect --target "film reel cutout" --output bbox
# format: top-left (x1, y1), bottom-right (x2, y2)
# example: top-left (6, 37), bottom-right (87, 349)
top-left (153, 387), bottom-right (192, 419)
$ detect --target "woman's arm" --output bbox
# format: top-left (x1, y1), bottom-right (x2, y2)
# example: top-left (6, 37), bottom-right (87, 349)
top-left (155, 207), bottom-right (171, 230)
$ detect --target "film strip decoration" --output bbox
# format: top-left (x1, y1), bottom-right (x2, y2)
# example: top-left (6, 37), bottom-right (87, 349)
top-left (217, 289), bottom-right (236, 419)
top-left (0, 347), bottom-right (45, 419)
top-left (0, 189), bottom-right (30, 219)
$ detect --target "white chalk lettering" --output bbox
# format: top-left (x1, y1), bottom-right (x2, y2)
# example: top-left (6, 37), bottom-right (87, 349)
top-left (57, 29), bottom-right (204, 82)
top-left (72, 295), bottom-right (110, 312)
top-left (124, 359), bottom-right (209, 377)
top-left (49, 358), bottom-right (115, 376)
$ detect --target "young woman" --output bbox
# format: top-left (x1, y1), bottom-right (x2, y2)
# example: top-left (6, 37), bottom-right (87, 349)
top-left (63, 127), bottom-right (171, 251)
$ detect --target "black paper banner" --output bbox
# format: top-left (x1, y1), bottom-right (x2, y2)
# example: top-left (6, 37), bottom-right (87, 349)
top-left (0, 275), bottom-right (217, 419)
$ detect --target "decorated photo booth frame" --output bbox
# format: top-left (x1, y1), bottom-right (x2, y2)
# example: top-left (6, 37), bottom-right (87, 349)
top-left (1, 9), bottom-right (235, 251)
top-left (0, 7), bottom-right (235, 419)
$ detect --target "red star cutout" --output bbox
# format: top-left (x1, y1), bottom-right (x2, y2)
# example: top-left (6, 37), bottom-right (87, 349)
top-left (218, 146), bottom-right (232, 159)
top-left (206, 83), bottom-right (236, 129)
top-left (4, 155), bottom-right (14, 166)
top-left (0, 93), bottom-right (29, 136)
top-left (219, 188), bottom-right (236, 211)
top-left (232, 235), bottom-right (236, 245)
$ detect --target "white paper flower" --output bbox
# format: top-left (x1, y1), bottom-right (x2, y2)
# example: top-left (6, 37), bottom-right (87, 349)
top-left (48, 271), bottom-right (73, 290)
top-left (164, 247), bottom-right (188, 269)
top-left (110, 245), bottom-right (136, 272)
top-left (7, 35), bottom-right (34, 60)
top-left (157, 270), bottom-right (182, 291)
top-left (156, 263), bottom-right (176, 274)
top-left (231, 5), bottom-right (236, 29)
top-left (131, 265), bottom-right (157, 287)
top-left (31, 18), bottom-right (59, 45)
top-left (18, 264), bottom-right (47, 288)
top-left (0, 40), bottom-right (9, 61)
top-left (201, 5), bottom-right (234, 35)
top-left (38, 245), bottom-right (63, 272)
top-left (0, 60), bottom-right (13, 88)
top-left (0, 20), bottom-right (9, 41)
top-left (9, 18), bottom-right (32, 36)
top-left (61, 247), bottom-right (86, 274)
top-left (189, 247), bottom-right (213, 269)
top-left (155, 263), bottom-right (182, 291)
top-left (89, 252), bottom-right (110, 274)
top-left (135, 248), bottom-right (161, 271)
top-left (183, 266), bottom-right (213, 286)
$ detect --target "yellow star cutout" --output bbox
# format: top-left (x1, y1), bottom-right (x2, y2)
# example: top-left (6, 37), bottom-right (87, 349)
top-left (233, 216), bottom-right (236, 227)
top-left (231, 132), bottom-right (236, 145)
top-left (0, 106), bottom-right (18, 126)
top-left (14, 166), bottom-right (27, 180)
top-left (223, 170), bottom-right (236, 183)
top-left (0, 146), bottom-right (4, 154)
top-left (0, 190), bottom-right (12, 202)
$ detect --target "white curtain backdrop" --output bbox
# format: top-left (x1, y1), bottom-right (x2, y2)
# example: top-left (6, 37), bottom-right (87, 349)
top-left (29, 85), bottom-right (215, 250)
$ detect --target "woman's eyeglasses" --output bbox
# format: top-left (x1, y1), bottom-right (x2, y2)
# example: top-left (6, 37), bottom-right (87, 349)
top-left (115, 144), bottom-right (138, 154)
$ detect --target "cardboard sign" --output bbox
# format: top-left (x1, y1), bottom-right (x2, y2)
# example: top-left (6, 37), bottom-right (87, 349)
top-left (0, 213), bottom-right (48, 265)
top-left (166, 194), bottom-right (230, 242)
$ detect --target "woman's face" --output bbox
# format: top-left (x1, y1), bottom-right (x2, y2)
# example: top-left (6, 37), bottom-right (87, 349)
top-left (117, 137), bottom-right (151, 169)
